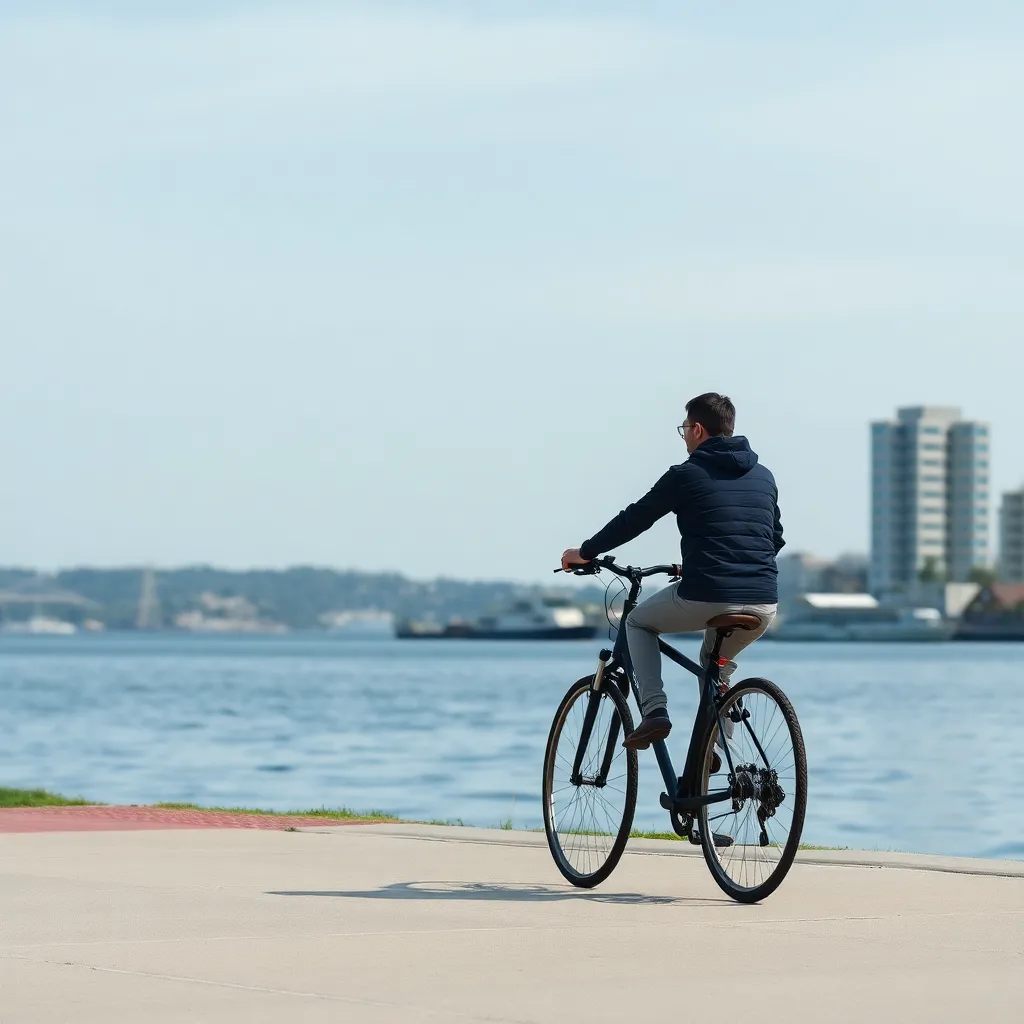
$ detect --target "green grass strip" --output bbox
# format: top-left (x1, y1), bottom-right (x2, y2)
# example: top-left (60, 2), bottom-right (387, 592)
top-left (0, 787), bottom-right (94, 808)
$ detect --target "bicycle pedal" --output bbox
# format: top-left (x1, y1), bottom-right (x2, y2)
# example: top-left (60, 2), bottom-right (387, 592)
top-left (690, 828), bottom-right (734, 849)
top-left (668, 809), bottom-right (692, 839)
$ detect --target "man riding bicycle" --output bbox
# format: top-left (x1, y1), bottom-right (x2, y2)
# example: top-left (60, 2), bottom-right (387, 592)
top-left (560, 392), bottom-right (784, 750)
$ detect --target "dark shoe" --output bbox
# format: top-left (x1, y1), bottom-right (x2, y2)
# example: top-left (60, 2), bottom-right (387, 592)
top-left (623, 709), bottom-right (672, 750)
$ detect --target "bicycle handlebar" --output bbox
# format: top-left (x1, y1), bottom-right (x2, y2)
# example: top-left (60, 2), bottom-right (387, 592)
top-left (553, 555), bottom-right (681, 581)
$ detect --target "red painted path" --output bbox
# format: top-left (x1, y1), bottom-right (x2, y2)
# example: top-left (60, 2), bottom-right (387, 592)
top-left (0, 805), bottom-right (385, 834)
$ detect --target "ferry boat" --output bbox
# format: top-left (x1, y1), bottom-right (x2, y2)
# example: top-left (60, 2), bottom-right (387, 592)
top-left (0, 615), bottom-right (77, 636)
top-left (395, 594), bottom-right (597, 640)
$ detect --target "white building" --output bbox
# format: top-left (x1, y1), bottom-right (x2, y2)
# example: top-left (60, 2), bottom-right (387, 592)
top-left (999, 488), bottom-right (1024, 583)
top-left (776, 552), bottom-right (830, 611)
top-left (777, 552), bottom-right (868, 612)
top-left (870, 406), bottom-right (990, 595)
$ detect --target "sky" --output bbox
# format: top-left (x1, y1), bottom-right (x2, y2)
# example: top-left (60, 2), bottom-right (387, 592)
top-left (2, 1), bottom-right (1023, 582)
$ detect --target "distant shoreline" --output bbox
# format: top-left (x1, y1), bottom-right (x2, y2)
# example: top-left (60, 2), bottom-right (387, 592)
top-left (4, 630), bottom-right (1024, 645)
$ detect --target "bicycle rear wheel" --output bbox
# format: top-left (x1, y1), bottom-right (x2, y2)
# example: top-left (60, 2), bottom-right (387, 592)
top-left (542, 675), bottom-right (638, 888)
top-left (697, 677), bottom-right (806, 903)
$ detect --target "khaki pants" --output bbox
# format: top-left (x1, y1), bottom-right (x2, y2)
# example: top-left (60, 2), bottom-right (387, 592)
top-left (624, 584), bottom-right (777, 716)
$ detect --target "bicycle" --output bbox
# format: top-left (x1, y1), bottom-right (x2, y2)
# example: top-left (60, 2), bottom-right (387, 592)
top-left (543, 555), bottom-right (807, 903)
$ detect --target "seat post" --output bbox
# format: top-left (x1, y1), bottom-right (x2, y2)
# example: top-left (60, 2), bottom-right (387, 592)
top-left (708, 627), bottom-right (732, 665)
top-left (706, 627), bottom-right (734, 693)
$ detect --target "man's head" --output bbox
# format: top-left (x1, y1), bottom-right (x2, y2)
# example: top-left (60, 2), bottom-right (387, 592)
top-left (678, 393), bottom-right (735, 454)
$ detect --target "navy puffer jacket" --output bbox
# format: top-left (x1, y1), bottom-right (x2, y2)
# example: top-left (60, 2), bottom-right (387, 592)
top-left (579, 436), bottom-right (784, 604)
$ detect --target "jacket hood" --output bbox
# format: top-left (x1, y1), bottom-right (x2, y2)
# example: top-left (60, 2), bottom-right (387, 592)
top-left (690, 435), bottom-right (759, 473)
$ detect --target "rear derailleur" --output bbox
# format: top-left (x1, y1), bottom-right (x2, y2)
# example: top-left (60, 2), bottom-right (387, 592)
top-left (730, 763), bottom-right (786, 847)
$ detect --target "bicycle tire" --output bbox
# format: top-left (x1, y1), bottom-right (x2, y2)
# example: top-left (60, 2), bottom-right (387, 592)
top-left (697, 677), bottom-right (807, 903)
top-left (542, 675), bottom-right (638, 888)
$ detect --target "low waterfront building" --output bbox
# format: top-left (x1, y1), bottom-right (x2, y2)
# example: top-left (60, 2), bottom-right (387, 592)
top-left (956, 583), bottom-right (1024, 640)
top-left (771, 593), bottom-right (949, 641)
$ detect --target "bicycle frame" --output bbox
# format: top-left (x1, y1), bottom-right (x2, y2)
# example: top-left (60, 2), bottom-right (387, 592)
top-left (569, 559), bottom-right (743, 822)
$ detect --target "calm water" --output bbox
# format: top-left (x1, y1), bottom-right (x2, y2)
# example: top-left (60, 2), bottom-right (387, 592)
top-left (1, 634), bottom-right (1022, 859)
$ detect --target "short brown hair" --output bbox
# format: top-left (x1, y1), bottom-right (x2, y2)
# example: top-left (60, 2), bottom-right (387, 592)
top-left (686, 393), bottom-right (735, 437)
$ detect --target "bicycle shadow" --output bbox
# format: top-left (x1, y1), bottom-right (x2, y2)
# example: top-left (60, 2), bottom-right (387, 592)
top-left (268, 880), bottom-right (729, 906)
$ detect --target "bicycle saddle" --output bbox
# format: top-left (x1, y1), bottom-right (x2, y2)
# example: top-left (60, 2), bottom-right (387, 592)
top-left (706, 613), bottom-right (762, 632)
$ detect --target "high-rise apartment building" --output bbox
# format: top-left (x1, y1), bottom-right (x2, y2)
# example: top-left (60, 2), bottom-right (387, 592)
top-left (946, 421), bottom-right (991, 581)
top-left (870, 406), bottom-right (990, 594)
top-left (999, 488), bottom-right (1024, 583)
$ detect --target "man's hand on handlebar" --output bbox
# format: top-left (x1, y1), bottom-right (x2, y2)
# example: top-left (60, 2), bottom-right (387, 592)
top-left (559, 548), bottom-right (590, 573)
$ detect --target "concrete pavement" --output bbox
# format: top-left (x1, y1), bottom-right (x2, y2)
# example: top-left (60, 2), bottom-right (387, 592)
top-left (1, 823), bottom-right (1021, 1022)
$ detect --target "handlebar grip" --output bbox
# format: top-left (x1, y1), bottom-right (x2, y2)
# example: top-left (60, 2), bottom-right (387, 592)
top-left (554, 563), bottom-right (600, 576)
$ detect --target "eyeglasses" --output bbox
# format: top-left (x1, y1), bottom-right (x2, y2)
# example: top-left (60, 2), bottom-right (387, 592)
top-left (677, 422), bottom-right (691, 438)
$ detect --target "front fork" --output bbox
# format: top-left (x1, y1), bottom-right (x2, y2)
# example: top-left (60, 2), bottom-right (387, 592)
top-left (570, 650), bottom-right (618, 786)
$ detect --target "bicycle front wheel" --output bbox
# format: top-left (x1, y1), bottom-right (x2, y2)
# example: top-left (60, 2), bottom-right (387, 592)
top-left (697, 677), bottom-right (807, 903)
top-left (542, 675), bottom-right (638, 888)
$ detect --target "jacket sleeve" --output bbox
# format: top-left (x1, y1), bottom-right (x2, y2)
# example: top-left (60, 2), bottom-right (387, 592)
top-left (773, 491), bottom-right (786, 555)
top-left (580, 470), bottom-right (677, 560)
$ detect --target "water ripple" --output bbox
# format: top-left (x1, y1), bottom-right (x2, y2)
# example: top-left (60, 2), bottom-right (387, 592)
top-left (1, 634), bottom-right (1022, 858)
